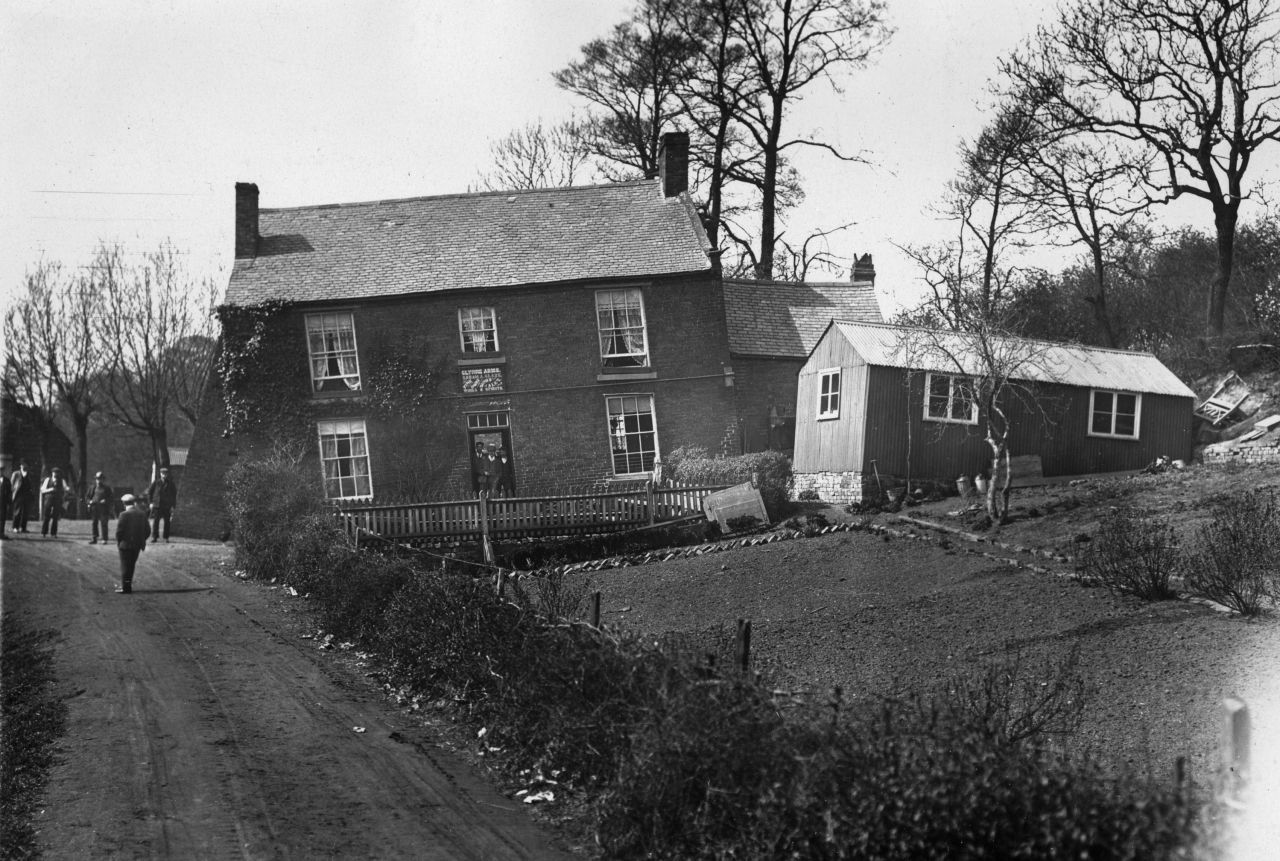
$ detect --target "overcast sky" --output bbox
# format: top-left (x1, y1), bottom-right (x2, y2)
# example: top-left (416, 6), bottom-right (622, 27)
top-left (2, 0), bottom-right (1270, 315)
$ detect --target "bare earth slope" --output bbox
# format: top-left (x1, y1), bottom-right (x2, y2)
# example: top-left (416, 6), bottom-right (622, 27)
top-left (1, 521), bottom-right (572, 861)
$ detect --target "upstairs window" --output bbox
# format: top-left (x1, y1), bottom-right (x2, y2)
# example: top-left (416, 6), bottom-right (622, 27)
top-left (459, 307), bottom-right (499, 353)
top-left (606, 394), bottom-right (658, 475)
top-left (1090, 390), bottom-right (1141, 438)
top-left (817, 369), bottom-right (841, 419)
top-left (317, 419), bottom-right (372, 499)
top-left (925, 372), bottom-right (978, 424)
top-left (306, 312), bottom-right (361, 393)
top-left (596, 288), bottom-right (649, 367)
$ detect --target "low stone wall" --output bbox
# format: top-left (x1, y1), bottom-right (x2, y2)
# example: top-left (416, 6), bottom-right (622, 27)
top-left (790, 470), bottom-right (869, 504)
top-left (1203, 441), bottom-right (1280, 465)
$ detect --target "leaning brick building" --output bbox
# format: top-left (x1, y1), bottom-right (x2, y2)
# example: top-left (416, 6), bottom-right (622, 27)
top-left (181, 134), bottom-right (746, 535)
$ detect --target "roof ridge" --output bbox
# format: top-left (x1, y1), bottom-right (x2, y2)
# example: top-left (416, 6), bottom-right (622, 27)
top-left (259, 178), bottom-right (659, 214)
top-left (831, 319), bottom-right (1159, 359)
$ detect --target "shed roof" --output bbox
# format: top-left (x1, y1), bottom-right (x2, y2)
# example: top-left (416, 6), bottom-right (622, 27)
top-left (722, 279), bottom-right (883, 357)
top-left (825, 321), bottom-right (1196, 398)
top-left (225, 179), bottom-right (712, 306)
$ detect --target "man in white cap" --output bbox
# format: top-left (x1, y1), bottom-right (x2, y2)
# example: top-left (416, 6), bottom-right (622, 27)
top-left (85, 471), bottom-right (115, 544)
top-left (114, 494), bottom-right (150, 594)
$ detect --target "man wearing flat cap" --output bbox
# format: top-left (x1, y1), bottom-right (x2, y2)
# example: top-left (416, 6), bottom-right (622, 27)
top-left (39, 467), bottom-right (71, 538)
top-left (85, 471), bottom-right (115, 544)
top-left (115, 494), bottom-right (150, 594)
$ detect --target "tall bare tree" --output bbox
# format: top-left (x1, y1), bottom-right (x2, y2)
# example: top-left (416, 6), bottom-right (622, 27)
top-left (3, 262), bottom-right (68, 478)
top-left (474, 119), bottom-right (600, 191)
top-left (1002, 0), bottom-right (1280, 337)
top-left (94, 242), bottom-right (220, 470)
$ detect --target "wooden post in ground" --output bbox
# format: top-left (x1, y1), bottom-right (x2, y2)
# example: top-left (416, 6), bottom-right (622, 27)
top-left (646, 480), bottom-right (656, 526)
top-left (478, 492), bottom-right (495, 565)
top-left (1223, 696), bottom-right (1251, 802)
top-left (590, 591), bottom-right (601, 628)
top-left (735, 618), bottom-right (751, 674)
top-left (495, 568), bottom-right (506, 598)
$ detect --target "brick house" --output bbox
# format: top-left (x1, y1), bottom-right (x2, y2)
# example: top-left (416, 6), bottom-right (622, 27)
top-left (181, 134), bottom-right (741, 533)
top-left (722, 257), bottom-right (882, 453)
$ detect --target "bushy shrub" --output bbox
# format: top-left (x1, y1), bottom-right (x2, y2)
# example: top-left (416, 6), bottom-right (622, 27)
top-left (224, 456), bottom-right (328, 580)
top-left (596, 651), bottom-right (1210, 860)
top-left (1182, 489), bottom-right (1280, 616)
top-left (1077, 507), bottom-right (1180, 600)
top-left (665, 445), bottom-right (792, 520)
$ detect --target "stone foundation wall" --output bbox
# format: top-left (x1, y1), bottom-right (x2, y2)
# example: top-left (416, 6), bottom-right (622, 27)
top-left (1203, 441), bottom-right (1280, 465)
top-left (790, 470), bottom-right (870, 504)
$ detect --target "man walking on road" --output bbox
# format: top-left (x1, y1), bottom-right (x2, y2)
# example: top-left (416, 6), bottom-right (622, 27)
top-left (147, 466), bottom-right (178, 543)
top-left (115, 494), bottom-right (150, 594)
top-left (85, 472), bottom-right (115, 544)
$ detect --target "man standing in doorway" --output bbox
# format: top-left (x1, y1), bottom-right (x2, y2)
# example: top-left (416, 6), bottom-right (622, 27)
top-left (147, 466), bottom-right (178, 543)
top-left (85, 471), bottom-right (115, 544)
top-left (115, 494), bottom-right (150, 594)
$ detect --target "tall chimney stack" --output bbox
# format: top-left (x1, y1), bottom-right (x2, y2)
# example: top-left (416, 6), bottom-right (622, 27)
top-left (235, 182), bottom-right (259, 259)
top-left (658, 132), bottom-right (689, 198)
top-left (851, 253), bottom-right (875, 286)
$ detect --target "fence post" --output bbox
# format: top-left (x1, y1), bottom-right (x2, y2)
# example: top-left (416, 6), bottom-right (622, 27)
top-left (735, 618), bottom-right (752, 674)
top-left (590, 590), bottom-right (601, 628)
top-left (478, 492), bottom-right (495, 565)
top-left (1223, 696), bottom-right (1251, 803)
top-left (646, 480), bottom-right (656, 526)
top-left (495, 567), bottom-right (506, 598)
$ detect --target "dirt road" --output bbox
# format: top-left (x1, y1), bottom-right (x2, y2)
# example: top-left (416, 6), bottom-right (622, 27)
top-left (1, 519), bottom-right (573, 860)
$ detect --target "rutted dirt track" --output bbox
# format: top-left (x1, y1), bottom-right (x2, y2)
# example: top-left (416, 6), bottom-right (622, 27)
top-left (1, 520), bottom-right (572, 860)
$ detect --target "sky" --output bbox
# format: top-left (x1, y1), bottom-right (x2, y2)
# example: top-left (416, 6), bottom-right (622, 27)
top-left (2, 0), bottom-right (1271, 317)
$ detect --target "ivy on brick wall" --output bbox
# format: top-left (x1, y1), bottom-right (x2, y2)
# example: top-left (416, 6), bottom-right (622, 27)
top-left (215, 300), bottom-right (310, 444)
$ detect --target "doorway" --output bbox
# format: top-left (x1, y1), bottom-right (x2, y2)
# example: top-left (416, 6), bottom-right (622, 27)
top-left (466, 412), bottom-right (516, 497)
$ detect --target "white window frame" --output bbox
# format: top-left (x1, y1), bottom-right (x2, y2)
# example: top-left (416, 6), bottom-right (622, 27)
top-left (1088, 389), bottom-right (1142, 439)
top-left (817, 368), bottom-right (841, 420)
top-left (923, 372), bottom-right (979, 425)
top-left (595, 288), bottom-right (649, 367)
top-left (305, 312), bottom-right (361, 393)
top-left (458, 307), bottom-right (499, 353)
top-left (316, 419), bottom-right (373, 500)
top-left (604, 394), bottom-right (659, 476)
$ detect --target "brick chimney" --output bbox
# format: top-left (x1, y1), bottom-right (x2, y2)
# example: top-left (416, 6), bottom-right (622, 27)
top-left (851, 253), bottom-right (875, 286)
top-left (235, 182), bottom-right (259, 259)
top-left (658, 132), bottom-right (689, 198)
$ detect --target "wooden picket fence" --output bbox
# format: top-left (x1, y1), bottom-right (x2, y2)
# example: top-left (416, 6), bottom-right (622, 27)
top-left (336, 482), bottom-right (728, 543)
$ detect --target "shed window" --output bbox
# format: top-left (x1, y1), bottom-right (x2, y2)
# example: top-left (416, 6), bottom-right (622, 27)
top-left (459, 307), bottom-right (499, 353)
top-left (817, 369), bottom-right (841, 419)
top-left (305, 312), bottom-right (361, 393)
top-left (1089, 390), bottom-right (1141, 439)
top-left (606, 395), bottom-right (658, 475)
top-left (925, 373), bottom-right (977, 424)
top-left (317, 419), bottom-right (372, 500)
top-left (596, 289), bottom-right (649, 367)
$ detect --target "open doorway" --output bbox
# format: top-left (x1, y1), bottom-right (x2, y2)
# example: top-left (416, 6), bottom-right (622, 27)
top-left (466, 412), bottom-right (516, 497)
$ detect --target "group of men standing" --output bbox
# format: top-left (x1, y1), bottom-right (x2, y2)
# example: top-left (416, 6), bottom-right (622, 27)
top-left (472, 442), bottom-right (513, 497)
top-left (2, 461), bottom-right (177, 541)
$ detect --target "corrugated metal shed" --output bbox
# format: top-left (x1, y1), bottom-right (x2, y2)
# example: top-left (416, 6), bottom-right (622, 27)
top-left (829, 321), bottom-right (1195, 398)
top-left (226, 179), bottom-right (712, 306)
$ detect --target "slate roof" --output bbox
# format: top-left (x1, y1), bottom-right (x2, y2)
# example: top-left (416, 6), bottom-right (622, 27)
top-left (722, 278), bottom-right (883, 357)
top-left (225, 179), bottom-right (712, 306)
top-left (827, 321), bottom-right (1196, 398)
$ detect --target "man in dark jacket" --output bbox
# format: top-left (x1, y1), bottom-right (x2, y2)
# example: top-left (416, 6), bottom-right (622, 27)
top-left (146, 466), bottom-right (178, 543)
top-left (115, 494), bottom-right (151, 594)
top-left (0, 461), bottom-right (10, 540)
top-left (11, 461), bottom-right (33, 533)
top-left (39, 467), bottom-right (71, 538)
top-left (85, 471), bottom-right (115, 544)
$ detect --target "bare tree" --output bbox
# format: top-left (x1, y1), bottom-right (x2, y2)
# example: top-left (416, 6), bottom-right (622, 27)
top-left (1002, 0), bottom-right (1280, 337)
top-left (554, 0), bottom-right (692, 181)
top-left (94, 242), bottom-right (220, 470)
top-left (3, 262), bottom-right (68, 477)
top-left (900, 104), bottom-right (1046, 328)
top-left (720, 0), bottom-right (890, 278)
top-left (474, 119), bottom-right (601, 191)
